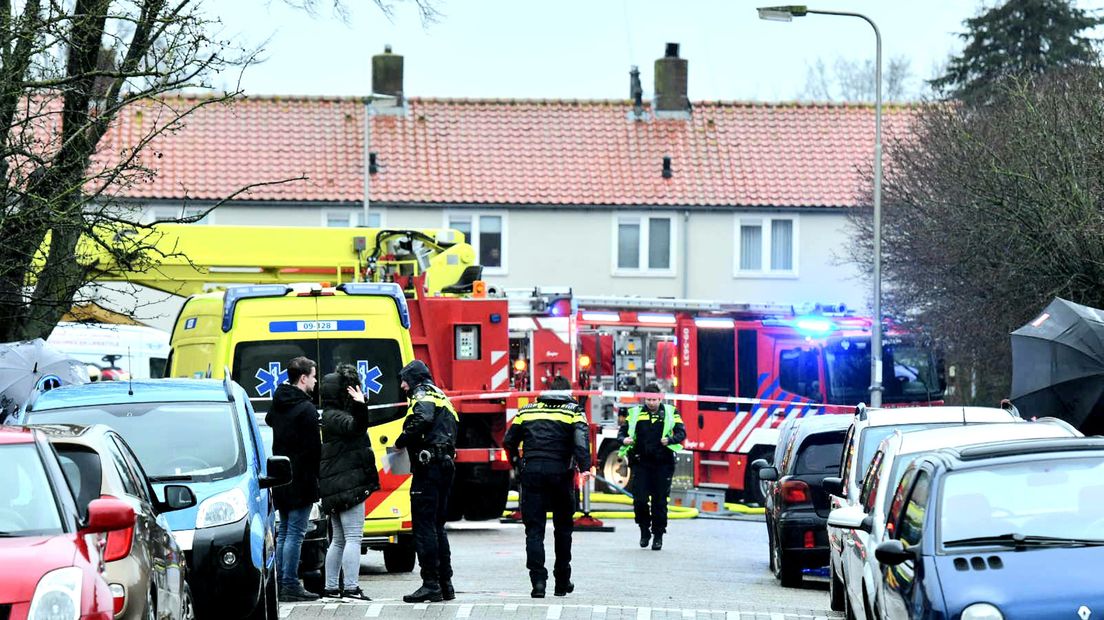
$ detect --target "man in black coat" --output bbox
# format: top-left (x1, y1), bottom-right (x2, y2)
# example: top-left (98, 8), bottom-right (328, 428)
top-left (504, 375), bottom-right (591, 598)
top-left (266, 356), bottom-right (321, 602)
top-left (395, 360), bottom-right (459, 603)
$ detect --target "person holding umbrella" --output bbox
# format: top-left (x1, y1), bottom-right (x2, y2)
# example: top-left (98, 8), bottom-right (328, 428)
top-left (0, 339), bottom-right (86, 424)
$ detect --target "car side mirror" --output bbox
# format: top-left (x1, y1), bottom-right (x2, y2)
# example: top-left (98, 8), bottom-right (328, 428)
top-left (875, 539), bottom-right (915, 566)
top-left (158, 484), bottom-right (197, 512)
top-left (822, 476), bottom-right (844, 497)
top-left (757, 465), bottom-right (779, 482)
top-left (828, 506), bottom-right (872, 533)
top-left (82, 498), bottom-right (135, 534)
top-left (260, 456), bottom-right (292, 489)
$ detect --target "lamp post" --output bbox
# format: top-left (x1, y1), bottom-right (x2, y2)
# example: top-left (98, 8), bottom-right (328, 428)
top-left (362, 93), bottom-right (399, 229)
top-left (757, 4), bottom-right (884, 407)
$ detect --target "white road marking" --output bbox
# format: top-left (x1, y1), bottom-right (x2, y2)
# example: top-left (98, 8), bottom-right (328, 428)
top-left (638, 607), bottom-right (652, 620)
top-left (726, 612), bottom-right (741, 620)
top-left (505, 604), bottom-right (519, 612)
top-left (457, 604), bottom-right (473, 618)
top-left (683, 611), bottom-right (696, 618)
top-left (770, 614), bottom-right (785, 620)
top-left (547, 605), bottom-right (562, 619)
top-left (323, 603), bottom-right (338, 611)
top-left (594, 606), bottom-right (607, 615)
top-left (414, 603), bottom-right (429, 611)
top-left (364, 604), bottom-right (383, 618)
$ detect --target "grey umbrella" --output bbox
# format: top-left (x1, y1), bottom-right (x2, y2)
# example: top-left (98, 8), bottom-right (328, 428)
top-left (1010, 298), bottom-right (1104, 435)
top-left (0, 338), bottom-right (88, 424)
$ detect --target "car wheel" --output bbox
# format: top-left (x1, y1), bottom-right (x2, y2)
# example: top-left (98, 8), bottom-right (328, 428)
top-left (181, 582), bottom-right (196, 620)
top-left (777, 549), bottom-right (802, 588)
top-left (829, 563), bottom-right (845, 611)
top-left (599, 445), bottom-right (631, 493)
top-left (383, 536), bottom-right (416, 573)
top-left (742, 449), bottom-right (770, 505)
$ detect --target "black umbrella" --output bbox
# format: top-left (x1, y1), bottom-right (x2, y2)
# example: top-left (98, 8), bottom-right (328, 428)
top-left (1011, 298), bottom-right (1104, 434)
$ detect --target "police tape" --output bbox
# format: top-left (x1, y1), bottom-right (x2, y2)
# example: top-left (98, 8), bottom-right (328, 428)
top-left (354, 388), bottom-right (853, 413)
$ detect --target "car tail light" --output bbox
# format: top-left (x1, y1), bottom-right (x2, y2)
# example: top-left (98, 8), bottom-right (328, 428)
top-left (401, 520), bottom-right (412, 530)
top-left (100, 495), bottom-right (134, 562)
top-left (804, 530), bottom-right (815, 549)
top-left (110, 583), bottom-right (126, 615)
top-left (781, 480), bottom-right (810, 504)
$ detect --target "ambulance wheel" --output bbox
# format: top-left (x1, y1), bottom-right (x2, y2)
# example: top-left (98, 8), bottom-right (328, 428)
top-left (462, 470), bottom-right (509, 521)
top-left (383, 537), bottom-right (416, 573)
top-left (598, 444), bottom-right (631, 494)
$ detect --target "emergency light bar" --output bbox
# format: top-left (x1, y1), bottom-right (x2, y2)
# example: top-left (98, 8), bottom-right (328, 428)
top-left (580, 311), bottom-right (621, 323)
top-left (222, 285), bottom-right (293, 332)
top-left (694, 318), bottom-right (735, 329)
top-left (338, 282), bottom-right (411, 329)
top-left (637, 313), bottom-right (676, 325)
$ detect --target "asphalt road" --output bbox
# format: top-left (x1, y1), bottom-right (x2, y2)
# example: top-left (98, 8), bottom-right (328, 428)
top-left (278, 515), bottom-right (841, 619)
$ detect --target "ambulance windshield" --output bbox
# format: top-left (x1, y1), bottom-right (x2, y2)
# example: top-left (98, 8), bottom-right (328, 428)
top-left (824, 337), bottom-right (941, 405)
top-left (233, 338), bottom-right (406, 424)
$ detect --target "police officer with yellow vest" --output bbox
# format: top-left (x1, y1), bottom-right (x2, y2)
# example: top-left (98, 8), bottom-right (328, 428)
top-left (395, 360), bottom-right (459, 603)
top-left (617, 383), bottom-right (685, 550)
top-left (503, 376), bottom-right (591, 599)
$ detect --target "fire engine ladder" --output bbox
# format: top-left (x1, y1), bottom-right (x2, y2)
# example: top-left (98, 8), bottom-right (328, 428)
top-left (573, 295), bottom-right (801, 316)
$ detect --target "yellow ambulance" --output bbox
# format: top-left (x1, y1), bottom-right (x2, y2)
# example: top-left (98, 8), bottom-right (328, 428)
top-left (168, 282), bottom-right (418, 572)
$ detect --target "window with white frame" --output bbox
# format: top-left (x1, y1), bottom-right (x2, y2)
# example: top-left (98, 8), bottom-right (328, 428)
top-left (613, 214), bottom-right (675, 275)
top-left (735, 216), bottom-right (797, 276)
top-left (445, 212), bottom-right (506, 272)
top-left (147, 206), bottom-right (213, 225)
top-left (324, 210), bottom-right (381, 228)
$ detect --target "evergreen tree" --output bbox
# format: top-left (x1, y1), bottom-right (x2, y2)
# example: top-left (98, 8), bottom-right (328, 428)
top-left (931, 0), bottom-right (1103, 100)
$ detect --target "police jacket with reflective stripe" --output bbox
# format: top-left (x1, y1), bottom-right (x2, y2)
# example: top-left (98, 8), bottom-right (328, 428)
top-left (395, 382), bottom-right (458, 454)
top-left (504, 393), bottom-right (591, 472)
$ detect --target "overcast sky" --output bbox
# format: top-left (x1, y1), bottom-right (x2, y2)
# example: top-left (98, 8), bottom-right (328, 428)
top-left (206, 0), bottom-right (1104, 102)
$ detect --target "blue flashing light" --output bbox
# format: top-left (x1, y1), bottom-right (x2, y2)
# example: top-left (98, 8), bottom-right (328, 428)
top-left (222, 285), bottom-right (292, 332)
top-left (490, 313), bottom-right (502, 324)
top-left (548, 298), bottom-right (573, 317)
top-left (795, 316), bottom-right (835, 335)
top-left (337, 282), bottom-right (411, 329)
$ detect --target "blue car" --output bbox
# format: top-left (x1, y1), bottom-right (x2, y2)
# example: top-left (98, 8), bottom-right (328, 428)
top-left (874, 437), bottom-right (1104, 619)
top-left (22, 378), bottom-right (291, 620)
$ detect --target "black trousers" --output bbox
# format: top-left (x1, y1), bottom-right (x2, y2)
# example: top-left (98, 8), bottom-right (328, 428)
top-left (632, 458), bottom-right (675, 535)
top-left (519, 468), bottom-right (575, 584)
top-left (410, 460), bottom-right (455, 585)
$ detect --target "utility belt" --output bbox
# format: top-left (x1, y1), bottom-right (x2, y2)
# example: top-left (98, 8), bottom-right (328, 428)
top-left (415, 444), bottom-right (455, 466)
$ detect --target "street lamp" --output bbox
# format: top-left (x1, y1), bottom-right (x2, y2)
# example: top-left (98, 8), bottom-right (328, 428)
top-left (757, 5), bottom-right (885, 407)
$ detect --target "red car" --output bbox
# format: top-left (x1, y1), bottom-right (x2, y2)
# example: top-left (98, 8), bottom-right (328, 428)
top-left (0, 426), bottom-right (135, 620)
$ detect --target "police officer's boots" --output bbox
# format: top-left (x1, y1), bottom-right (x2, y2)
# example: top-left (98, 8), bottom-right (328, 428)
top-left (554, 581), bottom-right (575, 597)
top-left (531, 579), bottom-right (546, 598)
top-left (403, 583), bottom-right (444, 603)
top-left (440, 579), bottom-right (455, 601)
top-left (651, 534), bottom-right (663, 551)
top-left (639, 527), bottom-right (651, 548)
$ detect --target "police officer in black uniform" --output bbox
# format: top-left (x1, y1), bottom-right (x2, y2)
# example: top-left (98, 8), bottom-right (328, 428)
top-left (395, 360), bottom-right (459, 603)
top-left (504, 376), bottom-right (591, 599)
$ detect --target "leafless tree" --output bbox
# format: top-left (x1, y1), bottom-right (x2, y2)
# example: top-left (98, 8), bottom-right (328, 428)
top-left (0, 0), bottom-right (436, 342)
top-left (843, 67), bottom-right (1104, 404)
top-left (801, 54), bottom-right (921, 102)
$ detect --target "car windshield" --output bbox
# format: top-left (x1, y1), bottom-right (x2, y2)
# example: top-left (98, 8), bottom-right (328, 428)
top-left (857, 423), bottom-right (958, 482)
top-left (28, 403), bottom-right (244, 482)
top-left (939, 457), bottom-right (1104, 546)
top-left (825, 337), bottom-right (941, 405)
top-left (0, 444), bottom-right (64, 536)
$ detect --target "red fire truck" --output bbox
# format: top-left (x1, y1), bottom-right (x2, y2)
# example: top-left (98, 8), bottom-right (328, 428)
top-left (507, 290), bottom-right (945, 503)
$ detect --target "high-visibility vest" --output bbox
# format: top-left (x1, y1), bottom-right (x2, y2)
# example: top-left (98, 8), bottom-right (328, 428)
top-left (410, 385), bottom-right (460, 421)
top-left (618, 403), bottom-right (682, 458)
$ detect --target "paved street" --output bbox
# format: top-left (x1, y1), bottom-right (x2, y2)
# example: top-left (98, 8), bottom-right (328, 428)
top-left (279, 517), bottom-right (839, 619)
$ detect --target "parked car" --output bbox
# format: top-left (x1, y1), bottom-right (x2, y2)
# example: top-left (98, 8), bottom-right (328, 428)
top-left (256, 421), bottom-right (328, 593)
top-left (821, 405), bottom-right (1018, 612)
top-left (828, 418), bottom-right (1081, 620)
top-left (755, 413), bottom-right (852, 587)
top-left (845, 435), bottom-right (1104, 619)
top-left (35, 423), bottom-right (198, 620)
top-left (0, 425), bottom-right (134, 619)
top-left (23, 378), bottom-right (292, 620)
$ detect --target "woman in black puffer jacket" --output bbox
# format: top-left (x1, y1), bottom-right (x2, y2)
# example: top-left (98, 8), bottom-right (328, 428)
top-left (318, 364), bottom-right (380, 600)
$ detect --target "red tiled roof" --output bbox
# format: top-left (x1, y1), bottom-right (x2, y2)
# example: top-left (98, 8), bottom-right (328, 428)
top-left (103, 95), bottom-right (915, 208)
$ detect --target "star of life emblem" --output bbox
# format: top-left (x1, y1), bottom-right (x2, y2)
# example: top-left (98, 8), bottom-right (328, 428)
top-left (1079, 606), bottom-right (1092, 620)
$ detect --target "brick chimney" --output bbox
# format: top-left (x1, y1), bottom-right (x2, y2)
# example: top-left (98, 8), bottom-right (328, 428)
top-left (372, 45), bottom-right (404, 104)
top-left (654, 42), bottom-right (690, 118)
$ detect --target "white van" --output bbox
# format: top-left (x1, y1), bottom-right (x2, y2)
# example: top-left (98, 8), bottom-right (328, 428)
top-left (47, 322), bottom-right (171, 379)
